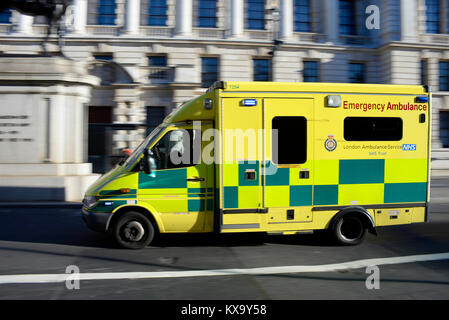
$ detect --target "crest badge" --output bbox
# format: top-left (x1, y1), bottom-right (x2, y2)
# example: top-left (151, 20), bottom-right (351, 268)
top-left (325, 134), bottom-right (337, 152)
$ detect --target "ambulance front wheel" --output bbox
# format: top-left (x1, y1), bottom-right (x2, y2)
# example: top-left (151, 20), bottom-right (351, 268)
top-left (113, 211), bottom-right (155, 249)
top-left (332, 215), bottom-right (367, 246)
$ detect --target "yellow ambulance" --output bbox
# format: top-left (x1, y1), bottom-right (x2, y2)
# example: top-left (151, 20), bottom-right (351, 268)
top-left (82, 81), bottom-right (431, 249)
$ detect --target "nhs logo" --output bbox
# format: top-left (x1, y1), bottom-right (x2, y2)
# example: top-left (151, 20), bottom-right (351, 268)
top-left (402, 144), bottom-right (417, 151)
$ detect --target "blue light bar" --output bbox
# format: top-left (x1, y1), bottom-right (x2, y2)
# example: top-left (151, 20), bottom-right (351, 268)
top-left (415, 96), bottom-right (429, 103)
top-left (242, 99), bottom-right (257, 106)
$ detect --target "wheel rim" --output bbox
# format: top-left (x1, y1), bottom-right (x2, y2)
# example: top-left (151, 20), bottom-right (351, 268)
top-left (340, 217), bottom-right (363, 242)
top-left (122, 220), bottom-right (145, 242)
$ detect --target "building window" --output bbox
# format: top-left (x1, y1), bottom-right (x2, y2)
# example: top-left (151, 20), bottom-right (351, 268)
top-left (146, 106), bottom-right (166, 135)
top-left (0, 8), bottom-right (11, 24)
top-left (201, 57), bottom-right (219, 88)
top-left (93, 54), bottom-right (113, 61)
top-left (303, 61), bottom-right (319, 82)
top-left (198, 0), bottom-right (217, 28)
top-left (344, 117), bottom-right (403, 141)
top-left (421, 60), bottom-right (428, 86)
top-left (272, 116), bottom-right (307, 164)
top-left (97, 0), bottom-right (117, 25)
top-left (148, 55), bottom-right (168, 80)
top-left (339, 0), bottom-right (357, 35)
top-left (349, 62), bottom-right (365, 83)
top-left (253, 58), bottom-right (271, 81)
top-left (148, 55), bottom-right (167, 66)
top-left (439, 61), bottom-right (449, 91)
top-left (147, 0), bottom-right (168, 26)
top-left (440, 110), bottom-right (449, 148)
top-left (425, 0), bottom-right (440, 34)
top-left (247, 0), bottom-right (265, 30)
top-left (294, 0), bottom-right (311, 32)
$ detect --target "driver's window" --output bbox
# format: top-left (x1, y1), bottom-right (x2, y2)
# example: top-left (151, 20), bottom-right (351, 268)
top-left (151, 129), bottom-right (197, 170)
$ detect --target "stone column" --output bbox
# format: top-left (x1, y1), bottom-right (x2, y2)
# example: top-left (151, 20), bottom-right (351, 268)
top-left (175, 0), bottom-right (192, 36)
top-left (280, 0), bottom-right (293, 40)
top-left (230, 0), bottom-right (244, 38)
top-left (16, 13), bottom-right (33, 34)
top-left (125, 0), bottom-right (140, 35)
top-left (72, 0), bottom-right (88, 34)
top-left (400, 0), bottom-right (417, 42)
top-left (323, 0), bottom-right (338, 43)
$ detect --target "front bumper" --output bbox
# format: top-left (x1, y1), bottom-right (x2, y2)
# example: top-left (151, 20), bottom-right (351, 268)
top-left (82, 207), bottom-right (112, 232)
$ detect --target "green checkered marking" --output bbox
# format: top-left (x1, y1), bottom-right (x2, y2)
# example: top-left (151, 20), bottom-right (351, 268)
top-left (289, 185), bottom-right (313, 206)
top-left (266, 167), bottom-right (290, 186)
top-left (339, 159), bottom-right (384, 184)
top-left (221, 159), bottom-right (427, 209)
top-left (139, 168), bottom-right (187, 189)
top-left (223, 186), bottom-right (238, 208)
top-left (313, 185), bottom-right (339, 205)
top-left (384, 183), bottom-right (427, 203)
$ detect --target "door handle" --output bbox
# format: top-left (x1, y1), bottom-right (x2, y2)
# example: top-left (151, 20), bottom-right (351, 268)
top-left (187, 177), bottom-right (205, 182)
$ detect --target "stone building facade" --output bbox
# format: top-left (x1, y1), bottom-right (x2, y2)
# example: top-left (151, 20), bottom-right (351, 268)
top-left (0, 0), bottom-right (448, 173)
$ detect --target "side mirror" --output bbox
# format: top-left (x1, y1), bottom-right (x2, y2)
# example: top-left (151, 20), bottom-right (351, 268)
top-left (140, 149), bottom-right (152, 175)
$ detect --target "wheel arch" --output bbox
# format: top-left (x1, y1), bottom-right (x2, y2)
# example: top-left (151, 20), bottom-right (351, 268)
top-left (328, 206), bottom-right (377, 235)
top-left (107, 205), bottom-right (163, 233)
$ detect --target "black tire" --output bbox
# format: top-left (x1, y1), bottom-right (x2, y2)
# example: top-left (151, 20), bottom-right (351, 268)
top-left (113, 211), bottom-right (155, 249)
top-left (333, 215), bottom-right (366, 246)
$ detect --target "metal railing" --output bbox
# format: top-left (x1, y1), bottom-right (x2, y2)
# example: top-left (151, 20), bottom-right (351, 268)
top-left (140, 66), bottom-right (175, 84)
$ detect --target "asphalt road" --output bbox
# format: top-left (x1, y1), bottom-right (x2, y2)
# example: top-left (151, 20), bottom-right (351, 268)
top-left (0, 179), bottom-right (448, 301)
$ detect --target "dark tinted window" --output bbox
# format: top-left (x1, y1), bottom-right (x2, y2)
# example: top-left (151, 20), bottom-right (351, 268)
top-left (0, 9), bottom-right (12, 24)
top-left (339, 0), bottom-right (357, 35)
top-left (198, 0), bottom-right (217, 27)
top-left (148, 0), bottom-right (167, 26)
top-left (97, 0), bottom-right (116, 25)
top-left (344, 117), bottom-right (403, 141)
top-left (253, 59), bottom-right (271, 81)
top-left (247, 0), bottom-right (265, 30)
top-left (272, 116), bottom-right (307, 164)
top-left (303, 61), bottom-right (319, 82)
top-left (439, 61), bottom-right (449, 91)
top-left (425, 0), bottom-right (440, 34)
top-left (349, 63), bottom-right (365, 83)
top-left (201, 57), bottom-right (219, 88)
top-left (294, 0), bottom-right (311, 32)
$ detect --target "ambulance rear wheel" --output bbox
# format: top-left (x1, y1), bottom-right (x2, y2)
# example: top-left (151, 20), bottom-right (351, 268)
top-left (113, 211), bottom-right (155, 249)
top-left (333, 215), bottom-right (366, 246)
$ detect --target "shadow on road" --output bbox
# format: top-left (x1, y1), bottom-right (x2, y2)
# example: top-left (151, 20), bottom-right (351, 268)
top-left (1, 206), bottom-right (448, 250)
top-left (153, 232), bottom-right (337, 248)
top-left (0, 208), bottom-right (340, 249)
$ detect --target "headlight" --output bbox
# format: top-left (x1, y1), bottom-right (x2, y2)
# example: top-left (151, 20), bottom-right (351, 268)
top-left (83, 196), bottom-right (99, 209)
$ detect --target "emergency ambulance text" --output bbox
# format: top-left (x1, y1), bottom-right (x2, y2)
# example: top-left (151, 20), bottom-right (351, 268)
top-left (343, 101), bottom-right (428, 112)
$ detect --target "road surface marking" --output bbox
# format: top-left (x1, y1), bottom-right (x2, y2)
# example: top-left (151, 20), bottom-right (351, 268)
top-left (1, 252), bottom-right (449, 284)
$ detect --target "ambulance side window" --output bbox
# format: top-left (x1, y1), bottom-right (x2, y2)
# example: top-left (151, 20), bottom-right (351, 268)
top-left (272, 116), bottom-right (307, 164)
top-left (151, 129), bottom-right (198, 169)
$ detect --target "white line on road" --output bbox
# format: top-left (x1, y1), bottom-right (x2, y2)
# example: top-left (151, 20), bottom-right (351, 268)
top-left (1, 252), bottom-right (449, 285)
